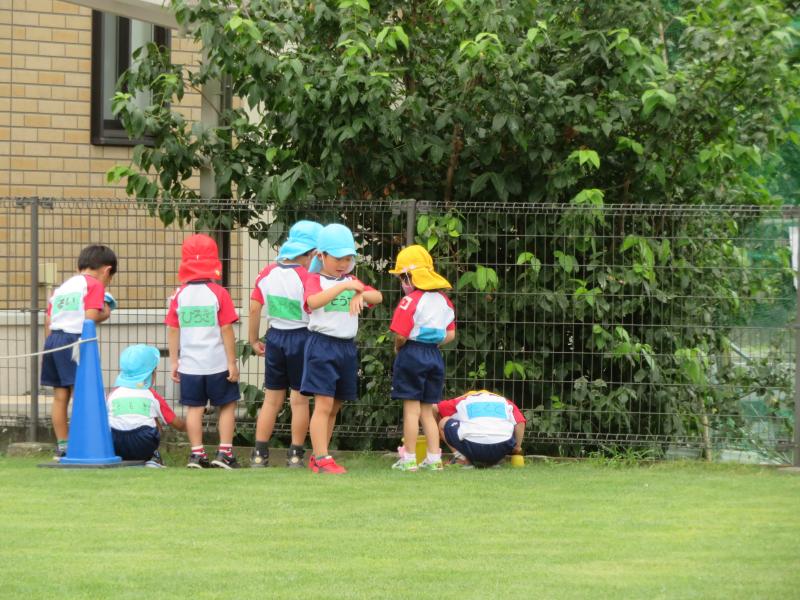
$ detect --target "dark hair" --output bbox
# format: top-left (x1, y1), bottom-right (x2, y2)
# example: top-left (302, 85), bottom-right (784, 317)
top-left (78, 245), bottom-right (118, 275)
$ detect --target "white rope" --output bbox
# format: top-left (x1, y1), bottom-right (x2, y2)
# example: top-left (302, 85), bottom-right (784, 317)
top-left (0, 337), bottom-right (98, 360)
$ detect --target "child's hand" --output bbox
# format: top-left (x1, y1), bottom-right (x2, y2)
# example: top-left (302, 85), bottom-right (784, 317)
top-left (170, 363), bottom-right (181, 383)
top-left (346, 279), bottom-right (365, 293)
top-left (250, 339), bottom-right (265, 356)
top-left (349, 292), bottom-right (366, 315)
top-left (103, 292), bottom-right (117, 311)
top-left (227, 362), bottom-right (240, 383)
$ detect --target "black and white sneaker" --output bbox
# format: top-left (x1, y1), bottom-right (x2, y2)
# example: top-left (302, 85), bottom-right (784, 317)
top-left (145, 450), bottom-right (166, 468)
top-left (187, 453), bottom-right (210, 469)
top-left (211, 451), bottom-right (241, 469)
top-left (249, 448), bottom-right (269, 468)
top-left (286, 446), bottom-right (305, 468)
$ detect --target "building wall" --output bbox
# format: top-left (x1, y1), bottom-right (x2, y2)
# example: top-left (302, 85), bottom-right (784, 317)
top-left (0, 0), bottom-right (202, 198)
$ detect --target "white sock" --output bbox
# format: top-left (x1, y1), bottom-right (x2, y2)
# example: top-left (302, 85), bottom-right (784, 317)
top-left (403, 446), bottom-right (415, 460)
top-left (426, 452), bottom-right (441, 463)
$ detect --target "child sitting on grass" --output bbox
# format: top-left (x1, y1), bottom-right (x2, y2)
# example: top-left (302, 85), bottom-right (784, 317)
top-left (107, 344), bottom-right (186, 467)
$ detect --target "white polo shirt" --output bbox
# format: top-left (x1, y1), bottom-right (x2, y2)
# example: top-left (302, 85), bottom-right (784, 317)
top-left (437, 390), bottom-right (526, 445)
top-left (251, 262), bottom-right (309, 330)
top-left (47, 274), bottom-right (105, 334)
top-left (165, 281), bottom-right (239, 375)
top-left (107, 386), bottom-right (176, 431)
top-left (390, 290), bottom-right (455, 343)
top-left (303, 273), bottom-right (376, 339)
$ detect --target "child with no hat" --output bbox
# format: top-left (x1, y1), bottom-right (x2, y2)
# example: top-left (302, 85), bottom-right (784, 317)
top-left (248, 220), bottom-right (323, 468)
top-left (388, 245), bottom-right (456, 471)
top-left (107, 344), bottom-right (186, 467)
top-left (41, 244), bottom-right (118, 460)
top-left (435, 390), bottom-right (526, 468)
top-left (300, 224), bottom-right (383, 474)
top-left (165, 234), bottom-right (241, 469)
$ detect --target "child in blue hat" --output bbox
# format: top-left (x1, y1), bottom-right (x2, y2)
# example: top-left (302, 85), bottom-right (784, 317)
top-left (248, 220), bottom-right (323, 468)
top-left (300, 223), bottom-right (383, 474)
top-left (106, 344), bottom-right (186, 467)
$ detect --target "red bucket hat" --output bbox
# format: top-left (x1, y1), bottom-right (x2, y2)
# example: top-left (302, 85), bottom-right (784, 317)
top-left (178, 234), bottom-right (222, 283)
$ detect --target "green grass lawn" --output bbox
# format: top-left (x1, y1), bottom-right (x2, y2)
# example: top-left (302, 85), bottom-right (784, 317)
top-left (1, 455), bottom-right (799, 600)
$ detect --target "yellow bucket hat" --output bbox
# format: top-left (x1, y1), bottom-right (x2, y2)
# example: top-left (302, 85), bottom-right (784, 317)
top-left (388, 245), bottom-right (451, 290)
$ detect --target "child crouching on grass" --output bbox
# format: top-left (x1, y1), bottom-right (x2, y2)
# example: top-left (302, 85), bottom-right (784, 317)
top-left (434, 390), bottom-right (526, 468)
top-left (300, 224), bottom-right (383, 474)
top-left (107, 344), bottom-right (186, 467)
top-left (388, 245), bottom-right (455, 472)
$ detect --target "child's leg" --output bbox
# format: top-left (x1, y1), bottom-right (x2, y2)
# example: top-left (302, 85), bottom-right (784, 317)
top-left (289, 390), bottom-right (310, 447)
top-left (326, 399), bottom-right (342, 445)
top-left (51, 386), bottom-right (72, 443)
top-left (420, 403), bottom-right (440, 454)
top-left (217, 401), bottom-right (236, 446)
top-left (255, 389), bottom-right (285, 444)
top-left (185, 406), bottom-right (205, 448)
top-left (310, 395), bottom-right (336, 456)
top-left (401, 399), bottom-right (421, 457)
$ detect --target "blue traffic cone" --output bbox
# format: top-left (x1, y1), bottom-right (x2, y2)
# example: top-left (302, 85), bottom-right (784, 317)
top-left (59, 320), bottom-right (121, 465)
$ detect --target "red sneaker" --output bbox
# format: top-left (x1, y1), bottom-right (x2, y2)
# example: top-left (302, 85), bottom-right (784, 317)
top-left (311, 455), bottom-right (347, 474)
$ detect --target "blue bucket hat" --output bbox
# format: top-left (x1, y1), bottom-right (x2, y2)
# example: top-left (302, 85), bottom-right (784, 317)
top-left (277, 220), bottom-right (323, 260)
top-left (115, 345), bottom-right (161, 389)
top-left (309, 223), bottom-right (357, 273)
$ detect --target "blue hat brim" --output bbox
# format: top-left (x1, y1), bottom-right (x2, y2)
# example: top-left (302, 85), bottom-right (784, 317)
top-left (277, 240), bottom-right (315, 260)
top-left (324, 247), bottom-right (357, 258)
top-left (114, 372), bottom-right (153, 389)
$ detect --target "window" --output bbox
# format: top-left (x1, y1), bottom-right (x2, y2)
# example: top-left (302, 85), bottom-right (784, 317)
top-left (91, 11), bottom-right (170, 146)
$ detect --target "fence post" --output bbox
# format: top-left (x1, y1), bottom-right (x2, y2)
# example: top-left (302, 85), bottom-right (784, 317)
top-left (404, 199), bottom-right (417, 246)
top-left (795, 273), bottom-right (800, 467)
top-left (29, 196), bottom-right (40, 442)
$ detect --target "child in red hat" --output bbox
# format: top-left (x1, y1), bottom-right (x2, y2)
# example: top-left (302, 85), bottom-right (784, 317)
top-left (165, 234), bottom-right (241, 469)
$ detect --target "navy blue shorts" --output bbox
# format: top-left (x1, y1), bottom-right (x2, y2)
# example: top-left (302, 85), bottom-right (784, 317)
top-left (112, 425), bottom-right (160, 461)
top-left (300, 332), bottom-right (358, 401)
top-left (40, 330), bottom-right (80, 388)
top-left (443, 419), bottom-right (515, 467)
top-left (264, 327), bottom-right (309, 391)
top-left (391, 341), bottom-right (445, 403)
top-left (179, 371), bottom-right (240, 407)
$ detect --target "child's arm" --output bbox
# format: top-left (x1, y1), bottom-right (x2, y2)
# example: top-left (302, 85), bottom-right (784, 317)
top-left (512, 421), bottom-right (526, 454)
top-left (361, 289), bottom-right (383, 305)
top-left (307, 279), bottom-right (364, 310)
top-left (170, 415), bottom-right (187, 432)
top-left (85, 305), bottom-right (111, 324)
top-left (440, 329), bottom-right (456, 346)
top-left (221, 323), bottom-right (239, 383)
top-left (248, 300), bottom-right (265, 356)
top-left (167, 326), bottom-right (180, 383)
top-left (394, 333), bottom-right (407, 352)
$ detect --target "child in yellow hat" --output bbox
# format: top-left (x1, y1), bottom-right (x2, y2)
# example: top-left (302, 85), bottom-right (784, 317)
top-left (388, 245), bottom-right (456, 471)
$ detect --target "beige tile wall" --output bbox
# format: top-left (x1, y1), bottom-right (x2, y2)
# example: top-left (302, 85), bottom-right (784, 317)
top-left (0, 0), bottom-right (219, 309)
top-left (0, 0), bottom-right (202, 198)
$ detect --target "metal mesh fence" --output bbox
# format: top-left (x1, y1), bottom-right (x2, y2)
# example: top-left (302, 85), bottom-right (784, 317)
top-left (1, 197), bottom-right (796, 461)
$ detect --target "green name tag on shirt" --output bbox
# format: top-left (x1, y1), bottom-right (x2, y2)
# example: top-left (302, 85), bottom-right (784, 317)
top-left (111, 397), bottom-right (151, 417)
top-left (178, 305), bottom-right (216, 328)
top-left (267, 295), bottom-right (303, 321)
top-left (52, 292), bottom-right (81, 315)
top-left (325, 290), bottom-right (355, 313)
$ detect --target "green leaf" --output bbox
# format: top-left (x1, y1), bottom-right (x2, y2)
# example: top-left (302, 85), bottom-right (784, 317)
top-left (394, 26), bottom-right (409, 50)
top-left (491, 113), bottom-right (507, 132)
top-left (470, 172), bottom-right (491, 197)
top-left (227, 14), bottom-right (243, 31)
